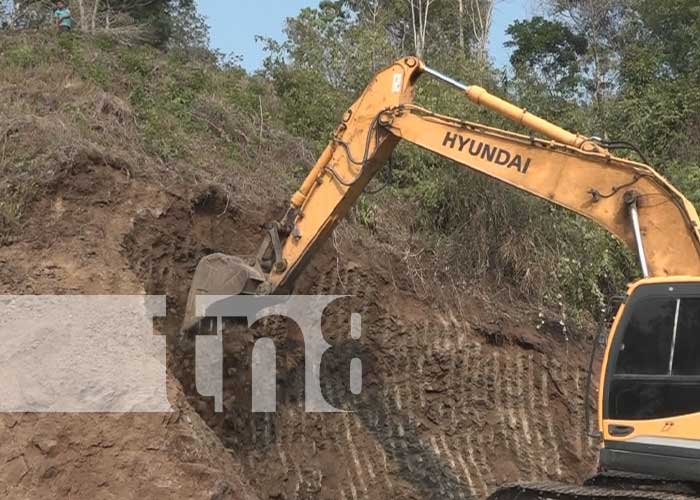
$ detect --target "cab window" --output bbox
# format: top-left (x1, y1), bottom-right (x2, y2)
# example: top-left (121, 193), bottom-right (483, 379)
top-left (609, 296), bottom-right (700, 420)
top-left (615, 298), bottom-right (675, 375)
top-left (672, 298), bottom-right (700, 376)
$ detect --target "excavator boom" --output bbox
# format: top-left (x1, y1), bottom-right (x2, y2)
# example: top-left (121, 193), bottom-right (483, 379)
top-left (240, 57), bottom-right (700, 295)
top-left (384, 105), bottom-right (700, 277)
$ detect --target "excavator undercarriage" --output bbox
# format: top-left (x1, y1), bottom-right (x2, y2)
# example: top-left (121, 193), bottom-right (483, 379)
top-left (491, 471), bottom-right (700, 500)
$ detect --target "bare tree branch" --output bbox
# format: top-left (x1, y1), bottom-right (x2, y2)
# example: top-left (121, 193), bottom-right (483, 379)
top-left (467, 0), bottom-right (494, 62)
top-left (406, 0), bottom-right (437, 58)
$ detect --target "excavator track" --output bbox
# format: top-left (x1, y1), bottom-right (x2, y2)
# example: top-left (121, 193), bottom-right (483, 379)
top-left (488, 481), bottom-right (700, 500)
top-left (584, 471), bottom-right (700, 497)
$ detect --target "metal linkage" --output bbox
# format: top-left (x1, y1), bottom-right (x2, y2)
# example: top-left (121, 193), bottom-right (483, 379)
top-left (423, 66), bottom-right (469, 92)
top-left (624, 191), bottom-right (650, 278)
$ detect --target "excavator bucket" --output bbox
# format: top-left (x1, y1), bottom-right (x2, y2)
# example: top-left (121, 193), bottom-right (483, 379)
top-left (182, 253), bottom-right (265, 332)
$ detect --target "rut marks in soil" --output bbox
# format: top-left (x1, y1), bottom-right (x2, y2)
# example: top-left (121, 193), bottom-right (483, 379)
top-left (121, 186), bottom-right (599, 500)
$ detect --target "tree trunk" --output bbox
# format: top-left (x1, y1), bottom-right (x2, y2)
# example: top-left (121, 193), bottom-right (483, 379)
top-left (468, 0), bottom-right (494, 63)
top-left (409, 0), bottom-right (421, 57)
top-left (458, 0), bottom-right (465, 50)
top-left (91, 0), bottom-right (99, 32)
top-left (76, 0), bottom-right (85, 29)
top-left (407, 0), bottom-right (435, 59)
top-left (548, 0), bottom-right (619, 127)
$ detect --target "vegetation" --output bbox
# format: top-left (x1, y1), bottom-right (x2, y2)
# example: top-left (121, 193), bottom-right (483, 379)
top-left (1, 0), bottom-right (699, 321)
top-left (0, 30), bottom-right (304, 245)
top-left (1, 0), bottom-right (203, 46)
top-left (259, 0), bottom-right (700, 318)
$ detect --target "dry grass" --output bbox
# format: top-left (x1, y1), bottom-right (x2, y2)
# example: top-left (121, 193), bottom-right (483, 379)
top-left (0, 30), bottom-right (521, 315)
top-left (0, 30), bottom-right (310, 235)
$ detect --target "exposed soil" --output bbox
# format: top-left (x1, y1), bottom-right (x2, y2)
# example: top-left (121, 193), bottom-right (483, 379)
top-left (0, 163), bottom-right (259, 500)
top-left (0, 162), bottom-right (600, 499)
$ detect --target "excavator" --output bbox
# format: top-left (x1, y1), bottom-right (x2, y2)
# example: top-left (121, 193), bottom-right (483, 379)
top-left (184, 57), bottom-right (700, 499)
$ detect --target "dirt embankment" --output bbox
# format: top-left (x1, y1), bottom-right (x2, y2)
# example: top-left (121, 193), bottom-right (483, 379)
top-left (1, 161), bottom-right (599, 499)
top-left (0, 163), bottom-right (259, 500)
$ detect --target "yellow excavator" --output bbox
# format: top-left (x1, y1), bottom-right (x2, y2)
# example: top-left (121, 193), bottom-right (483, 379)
top-left (184, 57), bottom-right (700, 499)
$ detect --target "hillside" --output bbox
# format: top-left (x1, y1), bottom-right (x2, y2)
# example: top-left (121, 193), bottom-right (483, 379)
top-left (0, 31), bottom-right (599, 499)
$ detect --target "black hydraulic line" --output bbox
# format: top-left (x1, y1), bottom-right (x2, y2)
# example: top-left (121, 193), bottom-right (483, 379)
top-left (584, 320), bottom-right (603, 440)
top-left (601, 140), bottom-right (651, 166)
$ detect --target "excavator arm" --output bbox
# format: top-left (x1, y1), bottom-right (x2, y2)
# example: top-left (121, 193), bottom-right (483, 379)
top-left (255, 57), bottom-right (700, 294)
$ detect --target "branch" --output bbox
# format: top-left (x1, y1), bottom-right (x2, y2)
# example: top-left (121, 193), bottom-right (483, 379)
top-left (91, 0), bottom-right (99, 33)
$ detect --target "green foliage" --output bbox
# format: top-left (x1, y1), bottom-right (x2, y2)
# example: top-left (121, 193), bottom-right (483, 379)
top-left (3, 29), bottom-right (263, 163)
top-left (601, 0), bottom-right (700, 176)
top-left (351, 197), bottom-right (377, 230)
top-left (5, 44), bottom-right (41, 68)
top-left (410, 163), bottom-right (634, 314)
top-left (264, 64), bottom-right (349, 145)
top-left (167, 0), bottom-right (211, 56)
top-left (505, 0), bottom-right (700, 312)
top-left (665, 161), bottom-right (700, 206)
top-left (2, 0), bottom-right (201, 47)
top-left (634, 0), bottom-right (700, 77)
top-left (124, 51), bottom-right (214, 159)
top-left (9, 0), bottom-right (700, 322)
top-left (505, 17), bottom-right (587, 97)
top-left (263, 0), bottom-right (648, 311)
top-left (109, 0), bottom-right (175, 46)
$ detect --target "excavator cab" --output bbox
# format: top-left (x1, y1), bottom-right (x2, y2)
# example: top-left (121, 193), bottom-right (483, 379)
top-left (600, 277), bottom-right (700, 481)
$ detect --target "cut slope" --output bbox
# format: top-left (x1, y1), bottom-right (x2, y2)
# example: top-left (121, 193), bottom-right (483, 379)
top-left (121, 167), bottom-right (600, 499)
top-left (0, 140), bottom-right (599, 500)
top-left (0, 162), bottom-right (259, 500)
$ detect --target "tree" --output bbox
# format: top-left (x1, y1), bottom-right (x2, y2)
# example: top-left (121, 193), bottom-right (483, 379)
top-left (632, 0), bottom-right (700, 77)
top-left (465, 0), bottom-right (494, 62)
top-left (70, 0), bottom-right (185, 44)
top-left (108, 0), bottom-right (173, 44)
top-left (6, 0), bottom-right (52, 29)
top-left (406, 0), bottom-right (436, 58)
top-left (456, 0), bottom-right (464, 48)
top-left (605, 0), bottom-right (700, 172)
top-left (167, 0), bottom-right (210, 52)
top-left (72, 0), bottom-right (100, 33)
top-left (0, 0), bottom-right (9, 28)
top-left (505, 16), bottom-right (588, 97)
top-left (546, 0), bottom-right (629, 124)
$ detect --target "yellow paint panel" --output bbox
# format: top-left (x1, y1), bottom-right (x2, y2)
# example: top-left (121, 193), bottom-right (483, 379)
top-left (603, 412), bottom-right (700, 443)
